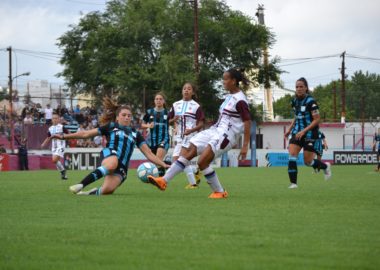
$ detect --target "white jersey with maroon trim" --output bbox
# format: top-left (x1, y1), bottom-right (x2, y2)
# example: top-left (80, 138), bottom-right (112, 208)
top-left (48, 124), bottom-right (67, 151)
top-left (169, 99), bottom-right (205, 142)
top-left (214, 91), bottom-right (251, 137)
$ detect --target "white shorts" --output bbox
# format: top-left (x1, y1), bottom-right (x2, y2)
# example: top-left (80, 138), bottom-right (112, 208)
top-left (189, 127), bottom-right (236, 158)
top-left (52, 148), bottom-right (65, 158)
top-left (172, 135), bottom-right (194, 157)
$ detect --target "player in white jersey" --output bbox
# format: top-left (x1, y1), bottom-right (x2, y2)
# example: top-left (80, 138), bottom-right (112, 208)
top-left (168, 82), bottom-right (205, 189)
top-left (41, 113), bottom-right (68, 180)
top-left (148, 69), bottom-right (251, 198)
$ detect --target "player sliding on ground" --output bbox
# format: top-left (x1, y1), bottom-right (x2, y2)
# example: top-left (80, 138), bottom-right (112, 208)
top-left (49, 97), bottom-right (169, 195)
top-left (148, 68), bottom-right (251, 199)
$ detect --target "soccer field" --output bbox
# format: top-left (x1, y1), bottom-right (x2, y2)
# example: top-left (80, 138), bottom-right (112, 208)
top-left (1, 166), bottom-right (379, 270)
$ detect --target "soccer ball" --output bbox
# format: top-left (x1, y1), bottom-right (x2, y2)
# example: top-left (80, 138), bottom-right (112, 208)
top-left (137, 162), bottom-right (159, 183)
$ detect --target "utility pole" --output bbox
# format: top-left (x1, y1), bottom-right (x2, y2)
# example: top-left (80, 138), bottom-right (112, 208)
top-left (333, 81), bottom-right (337, 122)
top-left (340, 51), bottom-right (346, 123)
top-left (256, 5), bottom-right (273, 121)
top-left (193, 0), bottom-right (200, 84)
top-left (7, 46), bottom-right (15, 153)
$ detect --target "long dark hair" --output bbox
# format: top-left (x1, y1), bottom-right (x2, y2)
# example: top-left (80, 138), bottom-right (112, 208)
top-left (296, 77), bottom-right (309, 93)
top-left (226, 68), bottom-right (250, 87)
top-left (99, 97), bottom-right (132, 125)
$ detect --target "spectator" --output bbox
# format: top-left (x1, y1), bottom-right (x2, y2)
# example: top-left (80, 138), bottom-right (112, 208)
top-left (0, 144), bottom-right (6, 154)
top-left (44, 104), bottom-right (53, 125)
top-left (23, 113), bottom-right (33, 125)
top-left (18, 137), bottom-right (29, 170)
top-left (73, 104), bottom-right (81, 115)
top-left (21, 106), bottom-right (29, 120)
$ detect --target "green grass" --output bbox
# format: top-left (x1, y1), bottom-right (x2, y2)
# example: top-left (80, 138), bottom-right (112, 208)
top-left (1, 165), bottom-right (380, 270)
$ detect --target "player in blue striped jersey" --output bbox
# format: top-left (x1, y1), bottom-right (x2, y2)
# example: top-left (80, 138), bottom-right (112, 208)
top-left (284, 78), bottom-right (332, 189)
top-left (372, 131), bottom-right (380, 172)
top-left (51, 97), bottom-right (169, 195)
top-left (141, 92), bottom-right (170, 176)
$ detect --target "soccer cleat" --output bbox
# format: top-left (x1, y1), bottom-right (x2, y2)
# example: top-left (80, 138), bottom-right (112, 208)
top-left (61, 170), bottom-right (68, 180)
top-left (69, 184), bottom-right (84, 194)
top-left (185, 184), bottom-right (199, 189)
top-left (208, 190), bottom-right (228, 199)
top-left (77, 188), bottom-right (98, 195)
top-left (288, 183), bottom-right (298, 189)
top-left (323, 162), bottom-right (332, 180)
top-left (194, 169), bottom-right (202, 185)
top-left (147, 175), bottom-right (167, 191)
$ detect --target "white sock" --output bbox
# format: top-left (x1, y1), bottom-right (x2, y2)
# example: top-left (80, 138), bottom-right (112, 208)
top-left (164, 156), bottom-right (190, 182)
top-left (184, 166), bottom-right (196, 185)
top-left (202, 166), bottom-right (224, 192)
top-left (56, 161), bottom-right (64, 172)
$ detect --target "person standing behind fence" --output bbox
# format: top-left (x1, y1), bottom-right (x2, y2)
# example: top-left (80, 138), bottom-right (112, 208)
top-left (18, 137), bottom-right (29, 170)
top-left (41, 113), bottom-right (68, 180)
top-left (44, 104), bottom-right (53, 125)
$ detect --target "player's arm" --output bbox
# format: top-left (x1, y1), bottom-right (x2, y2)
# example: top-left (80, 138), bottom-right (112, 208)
top-left (168, 106), bottom-right (179, 125)
top-left (296, 113), bottom-right (320, 140)
top-left (183, 119), bottom-right (204, 136)
top-left (323, 138), bottom-right (328, 150)
top-left (140, 122), bottom-right (154, 129)
top-left (184, 107), bottom-right (205, 135)
top-left (141, 111), bottom-right (154, 129)
top-left (41, 136), bottom-right (51, 148)
top-left (284, 119), bottom-right (295, 138)
top-left (52, 128), bottom-right (99, 140)
top-left (139, 144), bottom-right (170, 168)
top-left (372, 140), bottom-right (377, 151)
top-left (236, 101), bottom-right (251, 160)
top-left (239, 120), bottom-right (251, 160)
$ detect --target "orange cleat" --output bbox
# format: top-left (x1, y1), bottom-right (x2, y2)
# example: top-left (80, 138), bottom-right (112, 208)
top-left (147, 175), bottom-right (167, 191)
top-left (208, 190), bottom-right (228, 199)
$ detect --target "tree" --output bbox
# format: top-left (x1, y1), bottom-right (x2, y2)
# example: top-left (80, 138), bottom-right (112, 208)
top-left (57, 0), bottom-right (277, 117)
top-left (272, 71), bottom-right (380, 121)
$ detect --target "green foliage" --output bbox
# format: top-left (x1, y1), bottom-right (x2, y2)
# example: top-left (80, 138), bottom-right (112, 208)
top-left (273, 71), bottom-right (380, 121)
top-left (1, 166), bottom-right (380, 269)
top-left (0, 87), bottom-right (8, 102)
top-left (273, 93), bottom-right (293, 119)
top-left (57, 0), bottom-right (277, 117)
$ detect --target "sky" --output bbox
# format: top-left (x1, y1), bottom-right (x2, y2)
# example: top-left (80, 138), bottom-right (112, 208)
top-left (0, 0), bottom-right (379, 93)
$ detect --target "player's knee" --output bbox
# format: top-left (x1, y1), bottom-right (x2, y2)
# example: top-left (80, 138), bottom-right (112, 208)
top-left (304, 160), bottom-right (314, 167)
top-left (101, 187), bottom-right (115, 195)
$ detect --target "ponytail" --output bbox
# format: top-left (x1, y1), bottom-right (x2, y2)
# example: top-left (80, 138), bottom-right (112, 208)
top-left (226, 68), bottom-right (250, 87)
top-left (99, 97), bottom-right (132, 125)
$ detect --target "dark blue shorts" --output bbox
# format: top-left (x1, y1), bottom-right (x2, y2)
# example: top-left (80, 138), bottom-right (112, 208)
top-left (100, 148), bottom-right (128, 183)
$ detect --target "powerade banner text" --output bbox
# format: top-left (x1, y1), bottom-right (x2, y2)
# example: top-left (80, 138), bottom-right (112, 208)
top-left (64, 152), bottom-right (101, 170)
top-left (265, 153), bottom-right (305, 167)
top-left (333, 151), bottom-right (378, 165)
